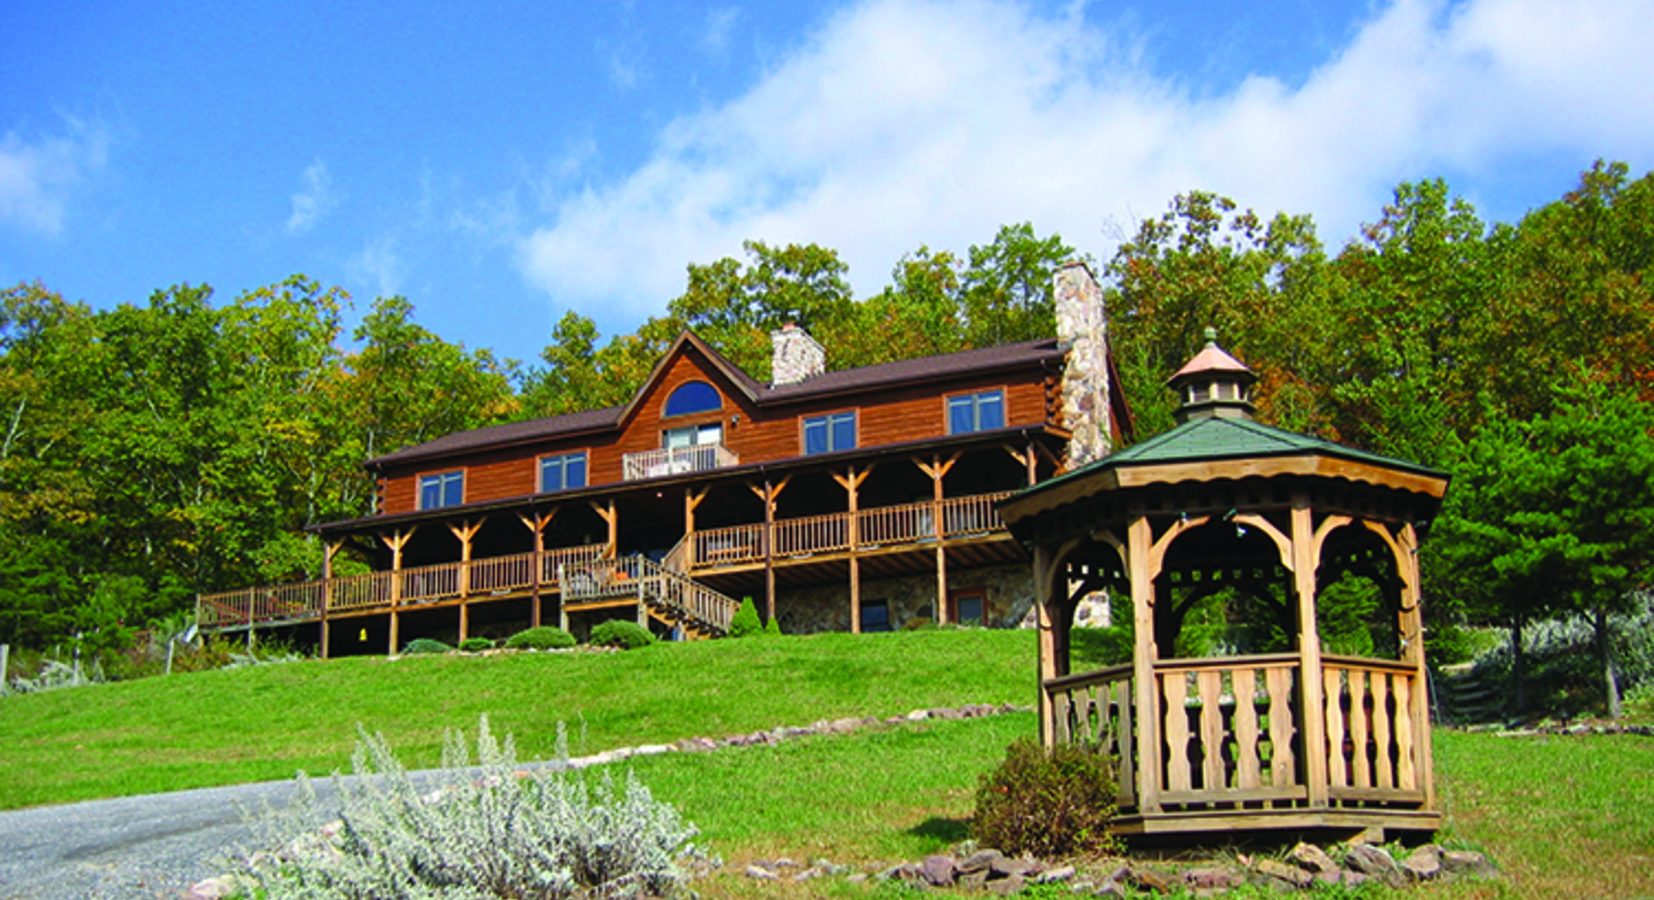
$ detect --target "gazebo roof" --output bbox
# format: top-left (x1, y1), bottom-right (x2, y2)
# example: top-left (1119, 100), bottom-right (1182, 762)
top-left (1001, 414), bottom-right (1450, 525)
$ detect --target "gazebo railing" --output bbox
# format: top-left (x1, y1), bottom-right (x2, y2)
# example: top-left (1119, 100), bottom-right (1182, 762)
top-left (1042, 653), bottom-right (1429, 814)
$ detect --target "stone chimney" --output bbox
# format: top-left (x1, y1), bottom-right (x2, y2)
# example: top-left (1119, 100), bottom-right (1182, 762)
top-left (770, 323), bottom-right (826, 386)
top-left (1055, 261), bottom-right (1113, 468)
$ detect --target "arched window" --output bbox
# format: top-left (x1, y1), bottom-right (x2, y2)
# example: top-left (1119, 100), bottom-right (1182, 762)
top-left (664, 381), bottom-right (721, 417)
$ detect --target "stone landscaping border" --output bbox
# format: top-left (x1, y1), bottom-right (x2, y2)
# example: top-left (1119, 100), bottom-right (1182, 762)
top-left (551, 702), bottom-right (1030, 769)
top-left (744, 841), bottom-right (1500, 896)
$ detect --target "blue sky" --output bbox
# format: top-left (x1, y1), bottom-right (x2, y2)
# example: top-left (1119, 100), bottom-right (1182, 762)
top-left (4, 0), bottom-right (1652, 367)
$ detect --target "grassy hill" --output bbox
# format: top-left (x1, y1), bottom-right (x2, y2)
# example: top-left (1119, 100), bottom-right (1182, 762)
top-left (5, 629), bottom-right (1653, 898)
top-left (0, 629), bottom-right (1036, 810)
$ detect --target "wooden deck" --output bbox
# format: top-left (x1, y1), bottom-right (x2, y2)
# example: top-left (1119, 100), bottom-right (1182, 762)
top-left (1043, 653), bottom-right (1437, 837)
top-left (196, 490), bottom-right (1017, 633)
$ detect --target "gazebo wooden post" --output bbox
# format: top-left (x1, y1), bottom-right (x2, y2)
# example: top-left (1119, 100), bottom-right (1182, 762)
top-left (1034, 543), bottom-right (1062, 747)
top-left (1400, 523), bottom-right (1435, 809)
top-left (1127, 514), bottom-right (1162, 815)
top-left (1290, 493), bottom-right (1330, 808)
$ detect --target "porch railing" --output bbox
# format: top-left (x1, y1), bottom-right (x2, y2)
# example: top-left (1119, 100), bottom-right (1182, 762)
top-left (691, 491), bottom-right (1014, 569)
top-left (1042, 653), bottom-right (1428, 814)
top-left (196, 542), bottom-right (607, 629)
top-left (622, 444), bottom-right (739, 481)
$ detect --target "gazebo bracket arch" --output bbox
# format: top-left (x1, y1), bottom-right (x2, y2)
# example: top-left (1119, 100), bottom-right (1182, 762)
top-left (1148, 515), bottom-right (1212, 581)
top-left (1233, 513), bottom-right (1294, 573)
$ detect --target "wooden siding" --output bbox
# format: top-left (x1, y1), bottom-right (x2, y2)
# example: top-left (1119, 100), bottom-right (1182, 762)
top-left (378, 344), bottom-right (1055, 515)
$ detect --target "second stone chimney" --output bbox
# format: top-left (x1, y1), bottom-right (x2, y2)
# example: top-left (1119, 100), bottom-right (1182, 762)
top-left (1055, 261), bottom-right (1113, 468)
top-left (770, 323), bottom-right (826, 386)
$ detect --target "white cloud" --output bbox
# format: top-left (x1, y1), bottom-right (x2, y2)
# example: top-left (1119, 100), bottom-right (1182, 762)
top-left (701, 7), bottom-right (740, 57)
top-left (348, 236), bottom-right (405, 298)
top-left (286, 158), bottom-right (335, 235)
top-left (0, 116), bottom-right (109, 237)
top-left (517, 0), bottom-right (1654, 321)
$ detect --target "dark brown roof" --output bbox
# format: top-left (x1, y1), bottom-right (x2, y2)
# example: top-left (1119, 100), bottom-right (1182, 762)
top-left (368, 406), bottom-right (622, 466)
top-left (367, 334), bottom-right (1066, 468)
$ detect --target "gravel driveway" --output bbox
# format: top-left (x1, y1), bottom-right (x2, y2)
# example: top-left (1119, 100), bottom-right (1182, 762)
top-left (0, 776), bottom-right (338, 900)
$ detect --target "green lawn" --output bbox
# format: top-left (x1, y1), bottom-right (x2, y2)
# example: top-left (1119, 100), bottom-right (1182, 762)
top-left (5, 629), bottom-right (1651, 899)
top-left (0, 630), bottom-right (1035, 810)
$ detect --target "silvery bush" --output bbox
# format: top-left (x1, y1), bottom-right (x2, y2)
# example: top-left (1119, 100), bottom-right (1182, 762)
top-left (239, 717), bottom-right (708, 899)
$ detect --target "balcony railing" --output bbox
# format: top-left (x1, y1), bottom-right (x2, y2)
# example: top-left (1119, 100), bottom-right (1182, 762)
top-left (1043, 653), bottom-right (1429, 815)
top-left (622, 444), bottom-right (738, 481)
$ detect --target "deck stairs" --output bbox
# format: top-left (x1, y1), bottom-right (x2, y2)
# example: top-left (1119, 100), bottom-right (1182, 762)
top-left (559, 547), bottom-right (740, 639)
top-left (1433, 662), bottom-right (1508, 726)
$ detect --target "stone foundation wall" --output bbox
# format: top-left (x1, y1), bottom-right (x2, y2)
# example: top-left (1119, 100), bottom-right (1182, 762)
top-left (773, 563), bottom-right (1034, 634)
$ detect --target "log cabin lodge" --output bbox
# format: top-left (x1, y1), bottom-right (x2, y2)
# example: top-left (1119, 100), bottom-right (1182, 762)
top-left (199, 260), bottom-right (1450, 840)
top-left (198, 262), bottom-right (1131, 652)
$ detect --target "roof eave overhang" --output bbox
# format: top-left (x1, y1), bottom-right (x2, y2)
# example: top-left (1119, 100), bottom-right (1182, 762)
top-left (317, 423), bottom-right (1071, 538)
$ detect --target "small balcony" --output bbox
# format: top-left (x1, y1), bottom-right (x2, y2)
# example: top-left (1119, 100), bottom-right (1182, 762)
top-left (622, 444), bottom-right (739, 481)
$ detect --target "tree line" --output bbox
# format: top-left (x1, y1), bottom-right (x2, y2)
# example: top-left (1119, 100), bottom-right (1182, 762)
top-left (2, 162), bottom-right (1651, 714)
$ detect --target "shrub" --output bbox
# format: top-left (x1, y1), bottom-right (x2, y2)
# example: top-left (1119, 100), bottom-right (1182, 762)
top-left (902, 616), bottom-right (934, 631)
top-left (239, 717), bottom-right (708, 899)
top-left (458, 637), bottom-right (494, 652)
top-left (971, 737), bottom-right (1120, 858)
top-left (401, 638), bottom-right (454, 655)
top-left (590, 619), bottom-right (654, 649)
top-left (729, 597), bottom-right (763, 638)
top-left (504, 626), bottom-right (577, 651)
top-left (764, 615), bottom-right (782, 637)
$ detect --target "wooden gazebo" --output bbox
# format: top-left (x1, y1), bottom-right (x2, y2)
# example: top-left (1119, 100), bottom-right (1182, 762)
top-left (999, 336), bottom-right (1450, 840)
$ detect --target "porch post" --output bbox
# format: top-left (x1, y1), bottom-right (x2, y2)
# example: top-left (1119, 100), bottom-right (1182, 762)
top-left (1127, 514), bottom-right (1162, 814)
top-left (381, 527), bottom-right (415, 654)
top-left (917, 454), bottom-right (958, 623)
top-left (1291, 492), bottom-right (1330, 807)
top-left (835, 466), bottom-right (871, 634)
top-left (519, 509), bottom-right (555, 629)
top-left (320, 540), bottom-right (339, 660)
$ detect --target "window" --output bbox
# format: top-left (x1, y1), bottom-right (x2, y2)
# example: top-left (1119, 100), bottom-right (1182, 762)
top-left (803, 411), bottom-right (856, 455)
top-left (664, 422), bottom-right (723, 448)
top-left (947, 390), bottom-right (1005, 434)
top-left (664, 381), bottom-right (721, 417)
top-left (861, 600), bottom-right (891, 633)
top-left (954, 590), bottom-right (986, 626)
top-left (419, 470), bottom-right (464, 509)
top-left (540, 451), bottom-right (587, 493)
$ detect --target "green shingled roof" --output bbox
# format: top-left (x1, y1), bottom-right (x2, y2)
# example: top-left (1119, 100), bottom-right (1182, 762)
top-left (1032, 415), bottom-right (1447, 497)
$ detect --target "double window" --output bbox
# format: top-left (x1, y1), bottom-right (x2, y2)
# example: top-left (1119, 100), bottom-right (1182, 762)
top-left (803, 411), bottom-right (856, 455)
top-left (540, 451), bottom-right (587, 493)
top-left (947, 389), bottom-right (1005, 434)
top-left (418, 470), bottom-right (464, 510)
top-left (664, 422), bottom-right (723, 449)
